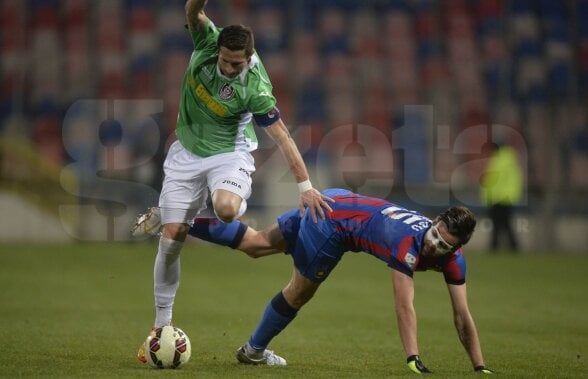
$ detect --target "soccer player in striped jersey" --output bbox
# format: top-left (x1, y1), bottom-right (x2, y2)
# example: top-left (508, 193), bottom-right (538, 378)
top-left (182, 188), bottom-right (494, 373)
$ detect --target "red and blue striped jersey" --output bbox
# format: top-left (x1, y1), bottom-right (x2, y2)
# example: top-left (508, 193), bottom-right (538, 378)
top-left (280, 188), bottom-right (466, 285)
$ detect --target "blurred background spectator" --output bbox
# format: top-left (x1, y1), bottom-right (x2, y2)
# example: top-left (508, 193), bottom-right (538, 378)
top-left (0, 0), bottom-right (586, 250)
top-left (480, 142), bottom-right (523, 251)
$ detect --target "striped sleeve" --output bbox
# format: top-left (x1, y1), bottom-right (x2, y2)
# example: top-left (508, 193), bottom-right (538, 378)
top-left (388, 236), bottom-right (419, 277)
top-left (442, 250), bottom-right (466, 285)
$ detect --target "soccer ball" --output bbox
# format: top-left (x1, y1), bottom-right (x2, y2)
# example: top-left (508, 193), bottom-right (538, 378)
top-left (144, 325), bottom-right (191, 369)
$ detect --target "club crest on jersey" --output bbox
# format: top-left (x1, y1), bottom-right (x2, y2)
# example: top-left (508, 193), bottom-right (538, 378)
top-left (219, 83), bottom-right (235, 100)
top-left (405, 253), bottom-right (417, 268)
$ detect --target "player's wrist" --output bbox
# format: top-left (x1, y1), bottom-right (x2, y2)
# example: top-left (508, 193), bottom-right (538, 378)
top-left (297, 179), bottom-right (312, 193)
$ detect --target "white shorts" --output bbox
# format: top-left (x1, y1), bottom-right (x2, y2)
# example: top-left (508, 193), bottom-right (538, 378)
top-left (159, 140), bottom-right (255, 224)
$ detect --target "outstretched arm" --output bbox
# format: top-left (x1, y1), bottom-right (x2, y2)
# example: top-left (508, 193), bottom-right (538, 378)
top-left (185, 0), bottom-right (208, 31)
top-left (392, 269), bottom-right (418, 357)
top-left (264, 119), bottom-right (334, 223)
top-left (391, 269), bottom-right (432, 373)
top-left (447, 283), bottom-right (492, 372)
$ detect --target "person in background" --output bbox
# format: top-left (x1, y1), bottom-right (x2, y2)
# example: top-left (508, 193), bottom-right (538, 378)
top-left (480, 143), bottom-right (524, 251)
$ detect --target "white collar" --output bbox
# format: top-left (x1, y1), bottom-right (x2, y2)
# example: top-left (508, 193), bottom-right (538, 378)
top-left (215, 53), bottom-right (259, 82)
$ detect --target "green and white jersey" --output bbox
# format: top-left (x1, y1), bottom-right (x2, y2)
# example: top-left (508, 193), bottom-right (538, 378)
top-left (175, 20), bottom-right (278, 157)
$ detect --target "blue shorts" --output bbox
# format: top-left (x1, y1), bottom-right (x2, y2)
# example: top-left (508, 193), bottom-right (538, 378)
top-left (277, 207), bottom-right (345, 283)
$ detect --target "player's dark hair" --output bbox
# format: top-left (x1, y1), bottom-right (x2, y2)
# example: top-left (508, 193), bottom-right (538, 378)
top-left (438, 206), bottom-right (476, 246)
top-left (217, 25), bottom-right (254, 58)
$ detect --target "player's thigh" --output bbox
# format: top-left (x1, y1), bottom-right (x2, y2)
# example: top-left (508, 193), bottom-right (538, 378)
top-left (205, 151), bottom-right (255, 200)
top-left (159, 140), bottom-right (208, 224)
top-left (294, 219), bottom-right (343, 283)
top-left (297, 247), bottom-right (343, 283)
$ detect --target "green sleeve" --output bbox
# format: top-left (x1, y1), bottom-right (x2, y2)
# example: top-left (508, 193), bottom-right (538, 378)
top-left (247, 59), bottom-right (277, 115)
top-left (189, 20), bottom-right (219, 51)
top-left (248, 89), bottom-right (277, 115)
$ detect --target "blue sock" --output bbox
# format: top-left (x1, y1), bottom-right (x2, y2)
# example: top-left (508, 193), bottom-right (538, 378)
top-left (188, 218), bottom-right (247, 249)
top-left (248, 291), bottom-right (298, 350)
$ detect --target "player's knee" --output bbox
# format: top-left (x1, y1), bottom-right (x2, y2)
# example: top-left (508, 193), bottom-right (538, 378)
top-left (213, 202), bottom-right (239, 223)
top-left (162, 223), bottom-right (190, 240)
top-left (284, 285), bottom-right (316, 309)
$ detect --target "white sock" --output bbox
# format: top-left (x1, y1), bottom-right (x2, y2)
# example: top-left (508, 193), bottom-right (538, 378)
top-left (155, 306), bottom-right (173, 328)
top-left (154, 237), bottom-right (183, 327)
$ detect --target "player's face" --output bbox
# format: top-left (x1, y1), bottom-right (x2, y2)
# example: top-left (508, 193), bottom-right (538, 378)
top-left (217, 47), bottom-right (249, 79)
top-left (423, 221), bottom-right (460, 256)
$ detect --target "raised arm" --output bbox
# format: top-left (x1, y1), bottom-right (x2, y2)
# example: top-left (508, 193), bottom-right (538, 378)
top-left (447, 283), bottom-right (494, 373)
top-left (185, 0), bottom-right (208, 31)
top-left (263, 119), bottom-right (333, 223)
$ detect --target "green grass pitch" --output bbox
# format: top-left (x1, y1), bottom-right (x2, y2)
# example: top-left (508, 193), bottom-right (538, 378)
top-left (1, 241), bottom-right (587, 378)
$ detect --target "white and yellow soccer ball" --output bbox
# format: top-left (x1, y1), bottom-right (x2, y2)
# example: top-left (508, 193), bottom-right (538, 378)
top-left (144, 326), bottom-right (191, 369)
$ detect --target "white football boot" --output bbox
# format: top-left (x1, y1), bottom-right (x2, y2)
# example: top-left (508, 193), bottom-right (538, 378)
top-left (131, 207), bottom-right (162, 237)
top-left (236, 343), bottom-right (287, 366)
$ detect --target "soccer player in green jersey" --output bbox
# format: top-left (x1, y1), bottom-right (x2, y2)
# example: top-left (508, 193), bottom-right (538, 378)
top-left (136, 0), bottom-right (333, 364)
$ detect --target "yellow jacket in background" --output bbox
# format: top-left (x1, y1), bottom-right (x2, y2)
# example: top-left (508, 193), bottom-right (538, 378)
top-left (480, 146), bottom-right (523, 206)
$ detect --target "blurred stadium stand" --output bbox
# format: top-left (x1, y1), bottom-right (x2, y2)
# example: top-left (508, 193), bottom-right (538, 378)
top-left (0, 0), bottom-right (586, 250)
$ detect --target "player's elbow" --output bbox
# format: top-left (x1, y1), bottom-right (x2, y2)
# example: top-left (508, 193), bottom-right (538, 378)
top-left (185, 0), bottom-right (193, 13)
top-left (185, 0), bottom-right (206, 21)
top-left (185, 0), bottom-right (202, 12)
top-left (453, 315), bottom-right (465, 332)
top-left (394, 298), bottom-right (416, 322)
top-left (395, 302), bottom-right (413, 316)
top-left (273, 133), bottom-right (293, 148)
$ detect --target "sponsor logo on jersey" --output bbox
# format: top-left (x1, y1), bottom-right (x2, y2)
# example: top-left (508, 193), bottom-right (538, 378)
top-left (189, 77), bottom-right (228, 116)
top-left (222, 179), bottom-right (242, 189)
top-left (219, 83), bottom-right (235, 100)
